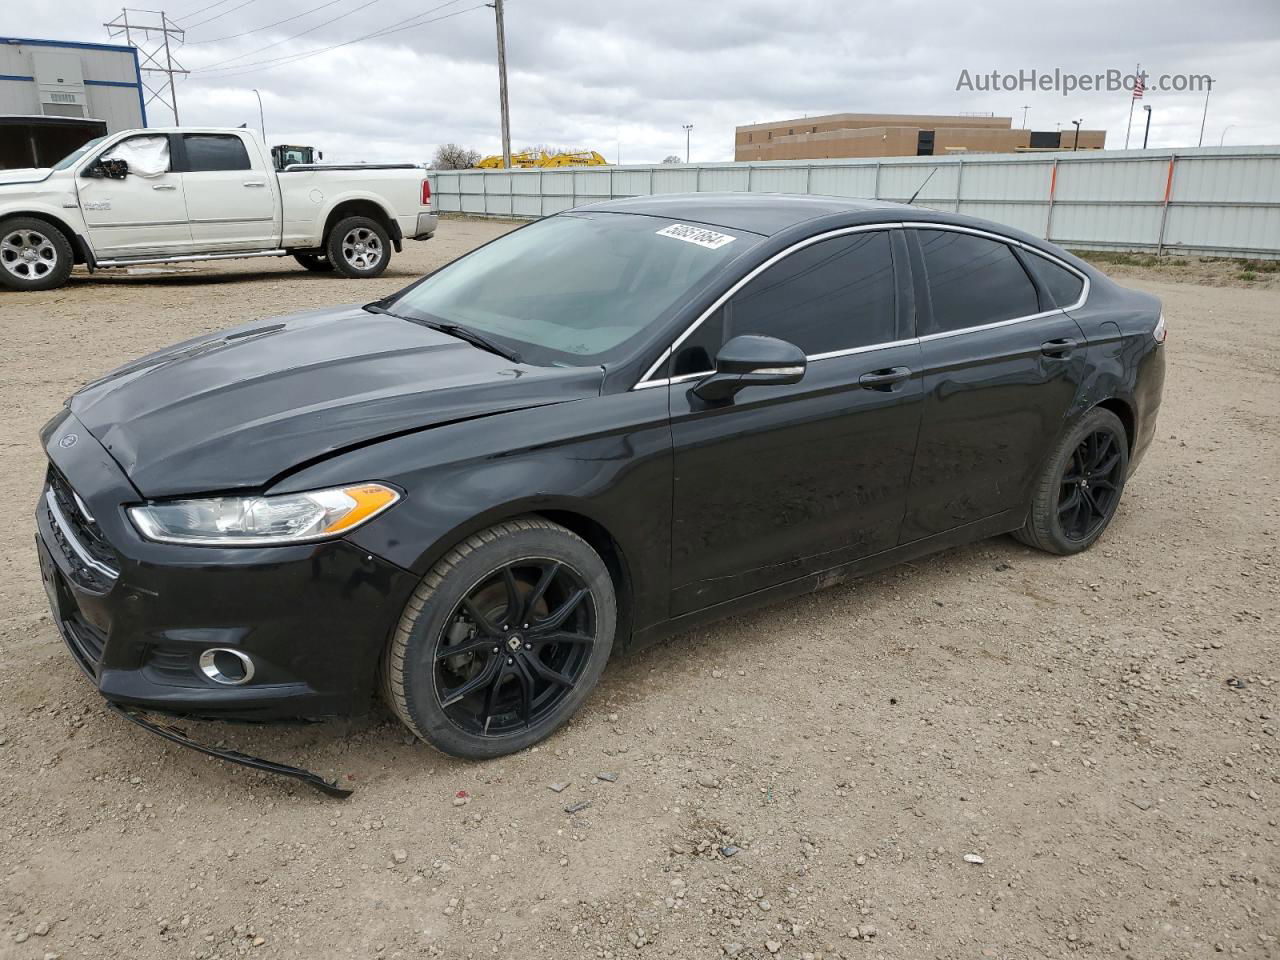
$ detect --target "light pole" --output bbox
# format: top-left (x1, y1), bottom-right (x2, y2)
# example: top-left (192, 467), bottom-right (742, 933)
top-left (1021, 105), bottom-right (1030, 128)
top-left (683, 123), bottom-right (693, 163)
top-left (1219, 124), bottom-right (1234, 146)
top-left (1141, 105), bottom-right (1152, 149)
top-left (251, 88), bottom-right (266, 143)
top-left (1071, 118), bottom-right (1083, 150)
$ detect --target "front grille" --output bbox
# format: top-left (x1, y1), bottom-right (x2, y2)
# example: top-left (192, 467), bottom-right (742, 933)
top-left (44, 465), bottom-right (119, 592)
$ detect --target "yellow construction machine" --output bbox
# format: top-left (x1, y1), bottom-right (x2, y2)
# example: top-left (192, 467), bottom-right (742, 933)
top-left (476, 150), bottom-right (608, 169)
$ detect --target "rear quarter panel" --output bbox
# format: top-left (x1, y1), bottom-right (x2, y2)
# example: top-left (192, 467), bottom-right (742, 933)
top-left (278, 168), bottom-right (424, 247)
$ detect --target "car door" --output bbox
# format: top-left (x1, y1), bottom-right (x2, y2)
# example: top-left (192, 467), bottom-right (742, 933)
top-left (76, 133), bottom-right (193, 258)
top-left (899, 226), bottom-right (1089, 542)
top-left (664, 227), bottom-right (924, 617)
top-left (176, 132), bottom-right (279, 251)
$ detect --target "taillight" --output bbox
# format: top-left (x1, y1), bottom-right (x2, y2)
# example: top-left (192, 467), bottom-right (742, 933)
top-left (1153, 312), bottom-right (1167, 344)
top-left (421, 179), bottom-right (431, 205)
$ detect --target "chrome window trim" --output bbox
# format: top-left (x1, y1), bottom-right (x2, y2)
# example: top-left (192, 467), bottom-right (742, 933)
top-left (634, 223), bottom-right (904, 388)
top-left (633, 220), bottom-right (1090, 390)
top-left (45, 489), bottom-right (120, 581)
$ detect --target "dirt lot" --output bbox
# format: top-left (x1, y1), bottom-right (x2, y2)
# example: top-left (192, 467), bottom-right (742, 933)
top-left (1, 220), bottom-right (1277, 960)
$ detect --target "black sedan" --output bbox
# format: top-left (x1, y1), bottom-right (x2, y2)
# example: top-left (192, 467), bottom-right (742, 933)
top-left (36, 193), bottom-right (1166, 760)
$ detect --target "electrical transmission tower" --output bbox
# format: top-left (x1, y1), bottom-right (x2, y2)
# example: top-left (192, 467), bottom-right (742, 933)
top-left (104, 9), bottom-right (187, 124)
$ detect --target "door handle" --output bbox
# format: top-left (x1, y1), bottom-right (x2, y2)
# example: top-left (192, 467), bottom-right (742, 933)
top-left (152, 183), bottom-right (177, 190)
top-left (859, 366), bottom-right (912, 390)
top-left (1040, 337), bottom-right (1078, 358)
top-left (243, 181), bottom-right (267, 188)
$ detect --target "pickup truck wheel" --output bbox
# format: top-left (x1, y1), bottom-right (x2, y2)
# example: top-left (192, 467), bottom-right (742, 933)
top-left (293, 252), bottom-right (335, 273)
top-left (326, 216), bottom-right (391, 279)
top-left (0, 217), bottom-right (73, 291)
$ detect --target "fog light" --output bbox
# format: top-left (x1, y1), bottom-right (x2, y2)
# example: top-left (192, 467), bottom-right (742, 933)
top-left (199, 648), bottom-right (255, 686)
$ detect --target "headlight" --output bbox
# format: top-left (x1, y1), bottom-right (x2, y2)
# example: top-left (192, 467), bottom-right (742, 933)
top-left (129, 483), bottom-right (400, 546)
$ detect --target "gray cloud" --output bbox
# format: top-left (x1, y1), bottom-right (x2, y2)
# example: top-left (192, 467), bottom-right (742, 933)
top-left (15, 0), bottom-right (1280, 163)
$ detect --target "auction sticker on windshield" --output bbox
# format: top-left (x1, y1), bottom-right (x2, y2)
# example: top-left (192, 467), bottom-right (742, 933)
top-left (655, 223), bottom-right (736, 250)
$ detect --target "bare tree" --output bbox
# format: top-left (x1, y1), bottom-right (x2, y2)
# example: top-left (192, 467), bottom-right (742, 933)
top-left (662, 155), bottom-right (683, 164)
top-left (431, 143), bottom-right (482, 169)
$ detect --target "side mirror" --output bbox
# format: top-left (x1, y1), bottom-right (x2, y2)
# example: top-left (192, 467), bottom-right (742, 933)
top-left (100, 158), bottom-right (129, 179)
top-left (692, 334), bottom-right (807, 403)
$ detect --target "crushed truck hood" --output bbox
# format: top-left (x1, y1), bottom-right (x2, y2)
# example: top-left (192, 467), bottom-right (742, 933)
top-left (70, 304), bottom-right (603, 497)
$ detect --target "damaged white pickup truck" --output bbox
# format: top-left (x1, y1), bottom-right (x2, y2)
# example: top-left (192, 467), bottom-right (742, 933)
top-left (0, 126), bottom-right (437, 291)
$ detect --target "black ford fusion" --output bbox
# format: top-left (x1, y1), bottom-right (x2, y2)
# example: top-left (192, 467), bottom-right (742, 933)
top-left (37, 193), bottom-right (1165, 761)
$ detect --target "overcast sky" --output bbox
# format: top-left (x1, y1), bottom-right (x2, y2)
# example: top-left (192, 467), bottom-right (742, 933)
top-left (11, 0), bottom-right (1280, 163)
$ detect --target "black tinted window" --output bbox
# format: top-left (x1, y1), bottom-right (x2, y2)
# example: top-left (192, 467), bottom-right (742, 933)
top-left (1023, 251), bottom-right (1085, 309)
top-left (183, 134), bottom-right (251, 172)
top-left (673, 231), bottom-right (895, 374)
top-left (917, 229), bottom-right (1039, 334)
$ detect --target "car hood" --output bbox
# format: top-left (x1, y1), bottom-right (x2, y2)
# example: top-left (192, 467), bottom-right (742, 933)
top-left (0, 167), bottom-right (52, 185)
top-left (70, 304), bottom-right (604, 498)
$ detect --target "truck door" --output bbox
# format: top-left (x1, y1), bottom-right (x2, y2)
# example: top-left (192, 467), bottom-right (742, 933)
top-left (175, 132), bottom-right (279, 251)
top-left (77, 133), bottom-right (193, 258)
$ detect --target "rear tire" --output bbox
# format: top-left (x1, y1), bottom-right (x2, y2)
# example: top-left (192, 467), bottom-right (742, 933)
top-left (1014, 407), bottom-right (1129, 555)
top-left (293, 252), bottom-right (335, 273)
top-left (325, 216), bottom-right (391, 279)
top-left (383, 518), bottom-right (616, 759)
top-left (0, 217), bottom-right (73, 291)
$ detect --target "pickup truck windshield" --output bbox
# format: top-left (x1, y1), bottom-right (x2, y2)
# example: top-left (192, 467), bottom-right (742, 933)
top-left (52, 137), bottom-right (106, 171)
top-left (388, 211), bottom-right (755, 366)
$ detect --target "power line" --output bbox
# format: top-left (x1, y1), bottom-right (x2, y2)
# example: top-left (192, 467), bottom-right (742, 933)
top-left (193, 0), bottom-right (477, 77)
top-left (184, 0), bottom-right (257, 30)
top-left (184, 0), bottom-right (345, 43)
top-left (173, 0), bottom-right (238, 20)
top-left (192, 0), bottom-right (384, 70)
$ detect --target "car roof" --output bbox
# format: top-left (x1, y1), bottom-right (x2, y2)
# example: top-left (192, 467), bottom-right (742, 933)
top-left (579, 192), bottom-right (911, 237)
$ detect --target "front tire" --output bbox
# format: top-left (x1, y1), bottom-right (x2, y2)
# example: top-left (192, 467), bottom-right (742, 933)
top-left (1015, 407), bottom-right (1130, 555)
top-left (325, 216), bottom-right (391, 279)
top-left (383, 518), bottom-right (616, 759)
top-left (0, 217), bottom-right (73, 291)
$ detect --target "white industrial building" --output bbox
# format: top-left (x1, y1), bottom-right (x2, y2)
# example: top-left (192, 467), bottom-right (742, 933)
top-left (0, 36), bottom-right (145, 132)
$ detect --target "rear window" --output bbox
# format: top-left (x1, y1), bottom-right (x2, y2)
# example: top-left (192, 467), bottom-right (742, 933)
top-left (917, 229), bottom-right (1039, 335)
top-left (1023, 251), bottom-right (1085, 309)
top-left (183, 134), bottom-right (251, 172)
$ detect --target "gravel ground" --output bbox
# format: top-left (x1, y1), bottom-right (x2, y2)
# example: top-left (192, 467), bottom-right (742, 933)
top-left (0, 219), bottom-right (1277, 960)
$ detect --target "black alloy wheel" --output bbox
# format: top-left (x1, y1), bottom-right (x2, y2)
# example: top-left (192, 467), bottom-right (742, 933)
top-left (384, 518), bottom-right (616, 758)
top-left (1057, 430), bottom-right (1124, 541)
top-left (1014, 406), bottom-right (1130, 555)
top-left (434, 559), bottom-right (595, 736)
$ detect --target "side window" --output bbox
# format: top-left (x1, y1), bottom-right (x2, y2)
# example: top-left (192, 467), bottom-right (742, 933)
top-left (98, 135), bottom-right (170, 176)
top-left (182, 134), bottom-right (251, 172)
top-left (917, 229), bottom-right (1039, 335)
top-left (1022, 251), bottom-right (1085, 309)
top-left (672, 230), bottom-right (896, 375)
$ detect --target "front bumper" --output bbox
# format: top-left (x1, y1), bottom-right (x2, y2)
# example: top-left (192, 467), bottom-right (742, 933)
top-left (36, 412), bottom-right (418, 721)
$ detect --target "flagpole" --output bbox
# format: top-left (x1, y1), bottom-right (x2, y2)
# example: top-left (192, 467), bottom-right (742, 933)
top-left (1197, 80), bottom-right (1212, 147)
top-left (1124, 63), bottom-right (1140, 149)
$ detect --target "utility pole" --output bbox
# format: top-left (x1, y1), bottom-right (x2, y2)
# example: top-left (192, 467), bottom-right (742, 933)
top-left (1020, 105), bottom-right (1029, 128)
top-left (104, 8), bottom-right (187, 125)
top-left (1072, 119), bottom-right (1083, 150)
top-left (1141, 105), bottom-right (1152, 149)
top-left (683, 123), bottom-right (693, 163)
top-left (252, 88), bottom-right (266, 142)
top-left (487, 0), bottom-right (512, 168)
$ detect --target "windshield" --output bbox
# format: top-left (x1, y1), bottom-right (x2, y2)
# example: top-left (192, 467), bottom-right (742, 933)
top-left (388, 211), bottom-right (756, 366)
top-left (51, 137), bottom-right (106, 171)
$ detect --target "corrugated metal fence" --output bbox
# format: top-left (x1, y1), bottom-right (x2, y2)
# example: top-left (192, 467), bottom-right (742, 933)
top-left (427, 146), bottom-right (1280, 260)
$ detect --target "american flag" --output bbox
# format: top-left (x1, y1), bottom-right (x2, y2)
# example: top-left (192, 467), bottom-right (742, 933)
top-left (1133, 73), bottom-right (1145, 99)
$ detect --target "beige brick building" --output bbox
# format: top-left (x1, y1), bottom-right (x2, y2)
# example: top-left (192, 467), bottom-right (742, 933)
top-left (735, 113), bottom-right (1106, 161)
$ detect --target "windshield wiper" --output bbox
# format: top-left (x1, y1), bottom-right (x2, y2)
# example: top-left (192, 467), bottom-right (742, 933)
top-left (362, 302), bottom-right (522, 363)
